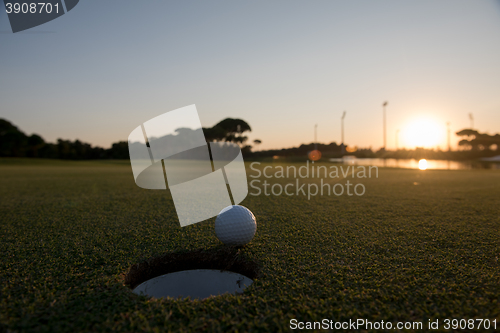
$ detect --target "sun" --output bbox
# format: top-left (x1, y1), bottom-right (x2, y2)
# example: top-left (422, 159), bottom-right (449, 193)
top-left (403, 117), bottom-right (443, 148)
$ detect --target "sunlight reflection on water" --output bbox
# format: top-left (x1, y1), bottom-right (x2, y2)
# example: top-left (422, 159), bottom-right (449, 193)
top-left (329, 158), bottom-right (500, 170)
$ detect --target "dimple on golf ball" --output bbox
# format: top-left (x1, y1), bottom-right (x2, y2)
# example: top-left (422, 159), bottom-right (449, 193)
top-left (215, 205), bottom-right (257, 246)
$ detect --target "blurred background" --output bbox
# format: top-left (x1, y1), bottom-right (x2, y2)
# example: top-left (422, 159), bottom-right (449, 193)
top-left (1, 0), bottom-right (499, 158)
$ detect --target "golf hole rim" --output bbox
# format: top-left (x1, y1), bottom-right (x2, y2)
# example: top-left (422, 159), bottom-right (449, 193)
top-left (124, 247), bottom-right (260, 292)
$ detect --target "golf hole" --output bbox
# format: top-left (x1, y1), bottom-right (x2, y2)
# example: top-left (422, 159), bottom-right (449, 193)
top-left (125, 247), bottom-right (259, 300)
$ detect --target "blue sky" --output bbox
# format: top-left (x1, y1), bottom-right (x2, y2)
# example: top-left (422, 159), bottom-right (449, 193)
top-left (1, 0), bottom-right (499, 150)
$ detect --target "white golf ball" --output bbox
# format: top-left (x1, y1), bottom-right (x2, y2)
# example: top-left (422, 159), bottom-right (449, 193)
top-left (215, 205), bottom-right (257, 246)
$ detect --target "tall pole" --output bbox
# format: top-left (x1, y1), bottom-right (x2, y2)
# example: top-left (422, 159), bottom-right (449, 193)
top-left (341, 111), bottom-right (346, 154)
top-left (469, 113), bottom-right (474, 129)
top-left (314, 124), bottom-right (318, 150)
top-left (447, 122), bottom-right (451, 151)
top-left (383, 101), bottom-right (388, 150)
top-left (396, 129), bottom-right (400, 150)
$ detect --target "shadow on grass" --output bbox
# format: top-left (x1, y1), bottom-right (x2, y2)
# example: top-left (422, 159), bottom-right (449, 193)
top-left (124, 246), bottom-right (261, 289)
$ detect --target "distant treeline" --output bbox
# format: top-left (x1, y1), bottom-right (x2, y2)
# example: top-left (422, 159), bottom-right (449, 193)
top-left (252, 130), bottom-right (500, 161)
top-left (0, 118), bottom-right (257, 160)
top-left (253, 143), bottom-right (499, 161)
top-left (378, 147), bottom-right (499, 161)
top-left (0, 119), bottom-right (128, 159)
top-left (252, 142), bottom-right (373, 159)
top-left (1, 118), bottom-right (498, 161)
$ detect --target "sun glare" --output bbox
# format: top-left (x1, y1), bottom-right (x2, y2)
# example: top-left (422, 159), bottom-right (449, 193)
top-left (403, 117), bottom-right (443, 149)
top-left (418, 159), bottom-right (428, 170)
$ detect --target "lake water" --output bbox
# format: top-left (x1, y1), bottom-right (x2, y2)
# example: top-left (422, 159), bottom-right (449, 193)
top-left (329, 158), bottom-right (500, 170)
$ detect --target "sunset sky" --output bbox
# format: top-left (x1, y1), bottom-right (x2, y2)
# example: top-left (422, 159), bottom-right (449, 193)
top-left (1, 0), bottom-right (499, 151)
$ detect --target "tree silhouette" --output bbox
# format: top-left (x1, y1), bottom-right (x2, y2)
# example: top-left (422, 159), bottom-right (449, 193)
top-left (0, 119), bottom-right (29, 157)
top-left (0, 117), bottom-right (258, 159)
top-left (456, 128), bottom-right (500, 150)
top-left (27, 134), bottom-right (45, 157)
top-left (202, 118), bottom-right (252, 146)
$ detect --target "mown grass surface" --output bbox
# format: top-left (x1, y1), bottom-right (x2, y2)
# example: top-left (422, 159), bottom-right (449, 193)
top-left (1, 158), bottom-right (499, 332)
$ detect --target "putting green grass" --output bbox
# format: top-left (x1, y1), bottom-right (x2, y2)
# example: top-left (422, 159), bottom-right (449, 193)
top-left (1, 158), bottom-right (499, 332)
